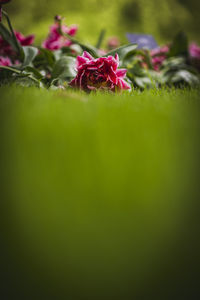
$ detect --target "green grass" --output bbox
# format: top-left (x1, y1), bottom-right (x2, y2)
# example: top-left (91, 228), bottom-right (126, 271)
top-left (1, 86), bottom-right (200, 299)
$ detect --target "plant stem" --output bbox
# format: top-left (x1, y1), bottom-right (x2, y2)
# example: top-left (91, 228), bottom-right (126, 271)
top-left (96, 29), bottom-right (106, 49)
top-left (2, 9), bottom-right (23, 59)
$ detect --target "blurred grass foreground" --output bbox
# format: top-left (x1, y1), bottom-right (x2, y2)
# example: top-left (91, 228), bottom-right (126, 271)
top-left (1, 87), bottom-right (200, 299)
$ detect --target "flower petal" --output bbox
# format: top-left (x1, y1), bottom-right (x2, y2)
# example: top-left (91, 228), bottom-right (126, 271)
top-left (77, 56), bottom-right (88, 68)
top-left (118, 79), bottom-right (131, 90)
top-left (116, 69), bottom-right (127, 78)
top-left (83, 51), bottom-right (94, 61)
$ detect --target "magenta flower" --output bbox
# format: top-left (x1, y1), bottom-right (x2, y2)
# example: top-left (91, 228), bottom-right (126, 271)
top-left (42, 18), bottom-right (78, 51)
top-left (0, 55), bottom-right (12, 66)
top-left (69, 51), bottom-right (131, 92)
top-left (189, 43), bottom-right (200, 59)
top-left (15, 31), bottom-right (35, 46)
top-left (0, 31), bottom-right (35, 57)
top-left (189, 43), bottom-right (200, 71)
top-left (151, 45), bottom-right (169, 71)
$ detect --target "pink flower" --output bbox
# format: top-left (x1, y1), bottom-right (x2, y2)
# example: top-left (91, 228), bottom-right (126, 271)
top-left (42, 18), bottom-right (78, 51)
top-left (0, 55), bottom-right (20, 67)
top-left (189, 43), bottom-right (200, 59)
top-left (189, 43), bottom-right (200, 71)
top-left (0, 31), bottom-right (34, 57)
top-left (107, 37), bottom-right (120, 50)
top-left (15, 31), bottom-right (35, 46)
top-left (0, 55), bottom-right (12, 66)
top-left (69, 51), bottom-right (131, 92)
top-left (151, 45), bottom-right (169, 71)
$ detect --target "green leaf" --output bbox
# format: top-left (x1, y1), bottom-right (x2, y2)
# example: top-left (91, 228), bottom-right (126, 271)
top-left (168, 31), bottom-right (188, 58)
top-left (106, 44), bottom-right (138, 61)
top-left (63, 33), bottom-right (99, 58)
top-left (51, 56), bottom-right (76, 80)
top-left (171, 70), bottom-right (200, 86)
top-left (22, 46), bottom-right (39, 68)
top-left (33, 48), bottom-right (55, 70)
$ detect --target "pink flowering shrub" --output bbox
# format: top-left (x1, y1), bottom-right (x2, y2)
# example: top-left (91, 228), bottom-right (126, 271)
top-left (42, 17), bottom-right (78, 51)
top-left (69, 51), bottom-right (131, 92)
top-left (150, 45), bottom-right (169, 71)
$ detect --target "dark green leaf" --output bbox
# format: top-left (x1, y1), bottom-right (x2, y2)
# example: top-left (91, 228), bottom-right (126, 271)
top-left (168, 31), bottom-right (188, 58)
top-left (33, 48), bottom-right (55, 69)
top-left (51, 56), bottom-right (76, 80)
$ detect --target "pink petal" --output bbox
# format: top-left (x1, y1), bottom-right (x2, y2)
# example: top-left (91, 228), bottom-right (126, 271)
top-left (79, 70), bottom-right (86, 88)
top-left (116, 69), bottom-right (127, 78)
top-left (76, 56), bottom-right (88, 68)
top-left (118, 79), bottom-right (131, 90)
top-left (115, 53), bottom-right (119, 62)
top-left (108, 66), bottom-right (117, 84)
top-left (87, 85), bottom-right (96, 90)
top-left (87, 66), bottom-right (98, 70)
top-left (83, 51), bottom-right (94, 61)
top-left (67, 25), bottom-right (78, 36)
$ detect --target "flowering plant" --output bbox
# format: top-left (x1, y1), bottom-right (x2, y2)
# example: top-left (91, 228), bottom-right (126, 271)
top-left (0, 4), bottom-right (199, 90)
top-left (42, 16), bottom-right (78, 51)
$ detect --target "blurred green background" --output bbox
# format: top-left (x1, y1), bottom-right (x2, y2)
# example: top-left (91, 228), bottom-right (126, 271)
top-left (6, 0), bottom-right (200, 46)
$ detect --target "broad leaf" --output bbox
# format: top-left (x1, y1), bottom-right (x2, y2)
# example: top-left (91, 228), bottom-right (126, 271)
top-left (22, 46), bottom-right (39, 68)
top-left (51, 56), bottom-right (76, 80)
top-left (33, 48), bottom-right (55, 69)
top-left (106, 44), bottom-right (137, 61)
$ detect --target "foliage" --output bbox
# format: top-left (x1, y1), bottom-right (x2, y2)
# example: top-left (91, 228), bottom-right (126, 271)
top-left (0, 8), bottom-right (200, 91)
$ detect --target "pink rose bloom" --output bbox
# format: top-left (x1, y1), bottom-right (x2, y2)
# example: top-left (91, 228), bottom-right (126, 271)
top-left (69, 51), bottom-right (131, 92)
top-left (42, 19), bottom-right (78, 51)
top-left (151, 45), bottom-right (169, 71)
top-left (0, 55), bottom-right (12, 66)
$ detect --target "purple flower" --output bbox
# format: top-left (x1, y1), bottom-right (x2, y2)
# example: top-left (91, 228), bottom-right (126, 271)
top-left (69, 51), bottom-right (131, 92)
